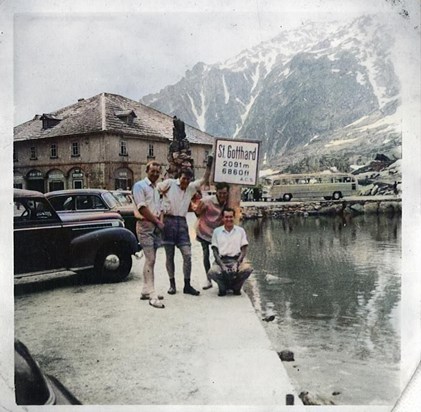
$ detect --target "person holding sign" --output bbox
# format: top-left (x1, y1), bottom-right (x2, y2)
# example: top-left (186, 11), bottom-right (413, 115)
top-left (158, 157), bottom-right (213, 296)
top-left (208, 208), bottom-right (253, 296)
top-left (195, 182), bottom-right (230, 290)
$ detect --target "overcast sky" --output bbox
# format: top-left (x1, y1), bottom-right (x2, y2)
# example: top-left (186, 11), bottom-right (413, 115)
top-left (9, 0), bottom-right (414, 125)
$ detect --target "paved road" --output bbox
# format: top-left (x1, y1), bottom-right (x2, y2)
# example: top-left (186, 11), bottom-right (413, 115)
top-left (13, 213), bottom-right (299, 407)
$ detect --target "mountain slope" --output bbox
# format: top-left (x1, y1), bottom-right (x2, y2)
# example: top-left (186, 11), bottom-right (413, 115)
top-left (141, 15), bottom-right (401, 172)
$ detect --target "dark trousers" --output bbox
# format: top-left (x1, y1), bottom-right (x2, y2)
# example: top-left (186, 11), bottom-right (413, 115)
top-left (208, 257), bottom-right (253, 293)
top-left (197, 236), bottom-right (211, 281)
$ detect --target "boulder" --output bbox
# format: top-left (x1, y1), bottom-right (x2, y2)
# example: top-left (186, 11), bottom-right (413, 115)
top-left (265, 274), bottom-right (294, 284)
top-left (349, 203), bottom-right (365, 214)
top-left (318, 204), bottom-right (343, 215)
top-left (299, 391), bottom-right (335, 405)
top-left (358, 183), bottom-right (374, 196)
top-left (363, 202), bottom-right (379, 214)
top-left (374, 153), bottom-right (391, 162)
top-left (278, 350), bottom-right (295, 361)
top-left (378, 202), bottom-right (396, 214)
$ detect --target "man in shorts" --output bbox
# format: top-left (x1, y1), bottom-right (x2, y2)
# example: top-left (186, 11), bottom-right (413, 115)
top-left (158, 157), bottom-right (213, 296)
top-left (132, 161), bottom-right (165, 309)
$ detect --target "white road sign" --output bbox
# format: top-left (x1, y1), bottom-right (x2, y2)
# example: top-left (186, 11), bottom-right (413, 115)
top-left (213, 138), bottom-right (260, 186)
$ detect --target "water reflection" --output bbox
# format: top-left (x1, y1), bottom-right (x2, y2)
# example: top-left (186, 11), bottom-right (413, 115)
top-left (244, 214), bottom-right (401, 365)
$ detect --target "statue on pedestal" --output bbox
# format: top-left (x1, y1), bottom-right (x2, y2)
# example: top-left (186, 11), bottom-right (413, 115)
top-left (167, 116), bottom-right (194, 178)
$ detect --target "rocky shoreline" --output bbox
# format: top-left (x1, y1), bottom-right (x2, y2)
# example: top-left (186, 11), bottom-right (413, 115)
top-left (241, 198), bottom-right (402, 219)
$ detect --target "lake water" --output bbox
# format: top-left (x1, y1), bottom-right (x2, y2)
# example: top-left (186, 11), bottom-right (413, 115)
top-left (243, 214), bottom-right (401, 405)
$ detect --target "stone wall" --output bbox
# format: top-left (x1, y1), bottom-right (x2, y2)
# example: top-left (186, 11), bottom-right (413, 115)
top-left (241, 199), bottom-right (402, 219)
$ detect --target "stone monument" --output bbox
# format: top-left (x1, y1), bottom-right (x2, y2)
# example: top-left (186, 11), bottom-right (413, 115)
top-left (167, 116), bottom-right (194, 178)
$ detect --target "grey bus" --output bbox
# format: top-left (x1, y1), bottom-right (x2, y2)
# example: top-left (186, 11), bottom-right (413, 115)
top-left (261, 173), bottom-right (358, 201)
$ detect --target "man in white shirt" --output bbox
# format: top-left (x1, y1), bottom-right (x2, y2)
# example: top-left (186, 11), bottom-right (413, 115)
top-left (132, 161), bottom-right (165, 309)
top-left (158, 159), bottom-right (212, 296)
top-left (208, 208), bottom-right (253, 296)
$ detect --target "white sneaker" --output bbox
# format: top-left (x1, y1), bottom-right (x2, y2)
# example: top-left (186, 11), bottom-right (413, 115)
top-left (135, 251), bottom-right (144, 260)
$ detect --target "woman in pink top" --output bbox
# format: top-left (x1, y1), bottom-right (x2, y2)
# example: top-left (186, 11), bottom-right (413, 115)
top-left (195, 182), bottom-right (229, 289)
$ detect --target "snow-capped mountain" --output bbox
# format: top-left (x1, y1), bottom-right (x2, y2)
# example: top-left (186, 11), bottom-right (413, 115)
top-left (141, 15), bottom-right (402, 172)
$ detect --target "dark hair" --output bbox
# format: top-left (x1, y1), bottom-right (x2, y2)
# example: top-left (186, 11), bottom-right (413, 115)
top-left (180, 168), bottom-right (194, 179)
top-left (146, 161), bottom-right (161, 172)
top-left (215, 182), bottom-right (229, 191)
top-left (223, 207), bottom-right (235, 217)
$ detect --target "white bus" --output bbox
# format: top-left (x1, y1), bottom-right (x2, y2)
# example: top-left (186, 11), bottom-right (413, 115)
top-left (261, 172), bottom-right (358, 202)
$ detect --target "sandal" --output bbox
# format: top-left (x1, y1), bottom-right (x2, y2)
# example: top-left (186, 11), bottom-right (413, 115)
top-left (140, 294), bottom-right (164, 300)
top-left (149, 298), bottom-right (165, 309)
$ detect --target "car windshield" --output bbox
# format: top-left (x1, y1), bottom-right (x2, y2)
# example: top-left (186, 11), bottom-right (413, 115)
top-left (14, 198), bottom-right (56, 222)
top-left (103, 192), bottom-right (119, 208)
top-left (112, 192), bottom-right (132, 206)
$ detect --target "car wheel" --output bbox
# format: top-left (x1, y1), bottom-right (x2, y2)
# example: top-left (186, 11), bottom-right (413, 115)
top-left (94, 244), bottom-right (132, 283)
top-left (332, 191), bottom-right (342, 200)
top-left (283, 193), bottom-right (292, 202)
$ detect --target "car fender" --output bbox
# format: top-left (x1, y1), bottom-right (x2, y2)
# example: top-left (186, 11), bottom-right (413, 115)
top-left (69, 227), bottom-right (138, 269)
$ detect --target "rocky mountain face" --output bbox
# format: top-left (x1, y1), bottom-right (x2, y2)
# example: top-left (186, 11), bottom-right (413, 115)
top-left (141, 15), bottom-right (402, 173)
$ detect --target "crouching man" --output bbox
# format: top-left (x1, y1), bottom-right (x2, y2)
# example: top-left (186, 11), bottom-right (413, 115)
top-left (208, 208), bottom-right (253, 296)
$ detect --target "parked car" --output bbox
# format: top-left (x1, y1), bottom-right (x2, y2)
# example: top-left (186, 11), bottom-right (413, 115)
top-left (14, 189), bottom-right (138, 282)
top-left (15, 339), bottom-right (81, 405)
top-left (45, 188), bottom-right (137, 236)
top-left (241, 186), bottom-right (263, 201)
top-left (110, 189), bottom-right (134, 206)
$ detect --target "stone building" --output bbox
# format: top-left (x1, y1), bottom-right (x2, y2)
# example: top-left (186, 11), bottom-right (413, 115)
top-left (13, 92), bottom-right (215, 192)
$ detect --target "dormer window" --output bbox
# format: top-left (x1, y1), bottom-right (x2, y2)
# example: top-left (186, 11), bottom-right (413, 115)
top-left (115, 110), bottom-right (137, 125)
top-left (40, 113), bottom-right (62, 129)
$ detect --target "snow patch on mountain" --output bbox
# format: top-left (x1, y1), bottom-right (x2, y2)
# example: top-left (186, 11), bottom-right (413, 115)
top-left (222, 75), bottom-right (230, 105)
top-left (325, 136), bottom-right (360, 148)
top-left (235, 94), bottom-right (258, 138)
top-left (188, 92), bottom-right (206, 131)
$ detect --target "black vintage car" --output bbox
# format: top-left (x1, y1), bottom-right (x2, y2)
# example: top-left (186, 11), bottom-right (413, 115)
top-left (45, 188), bottom-right (137, 236)
top-left (14, 189), bottom-right (138, 282)
top-left (15, 339), bottom-right (81, 405)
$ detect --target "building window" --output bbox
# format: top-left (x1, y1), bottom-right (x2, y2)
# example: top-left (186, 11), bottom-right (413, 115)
top-left (13, 149), bottom-right (18, 162)
top-left (40, 113), bottom-right (62, 129)
top-left (50, 144), bottom-right (58, 158)
top-left (48, 180), bottom-right (64, 192)
top-left (71, 142), bottom-right (80, 157)
top-left (115, 110), bottom-right (137, 126)
top-left (204, 150), bottom-right (209, 163)
top-left (120, 140), bottom-right (128, 156)
top-left (148, 144), bottom-right (154, 158)
top-left (30, 146), bottom-right (37, 160)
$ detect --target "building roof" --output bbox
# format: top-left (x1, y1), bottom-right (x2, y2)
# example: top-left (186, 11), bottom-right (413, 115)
top-left (14, 93), bottom-right (215, 146)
